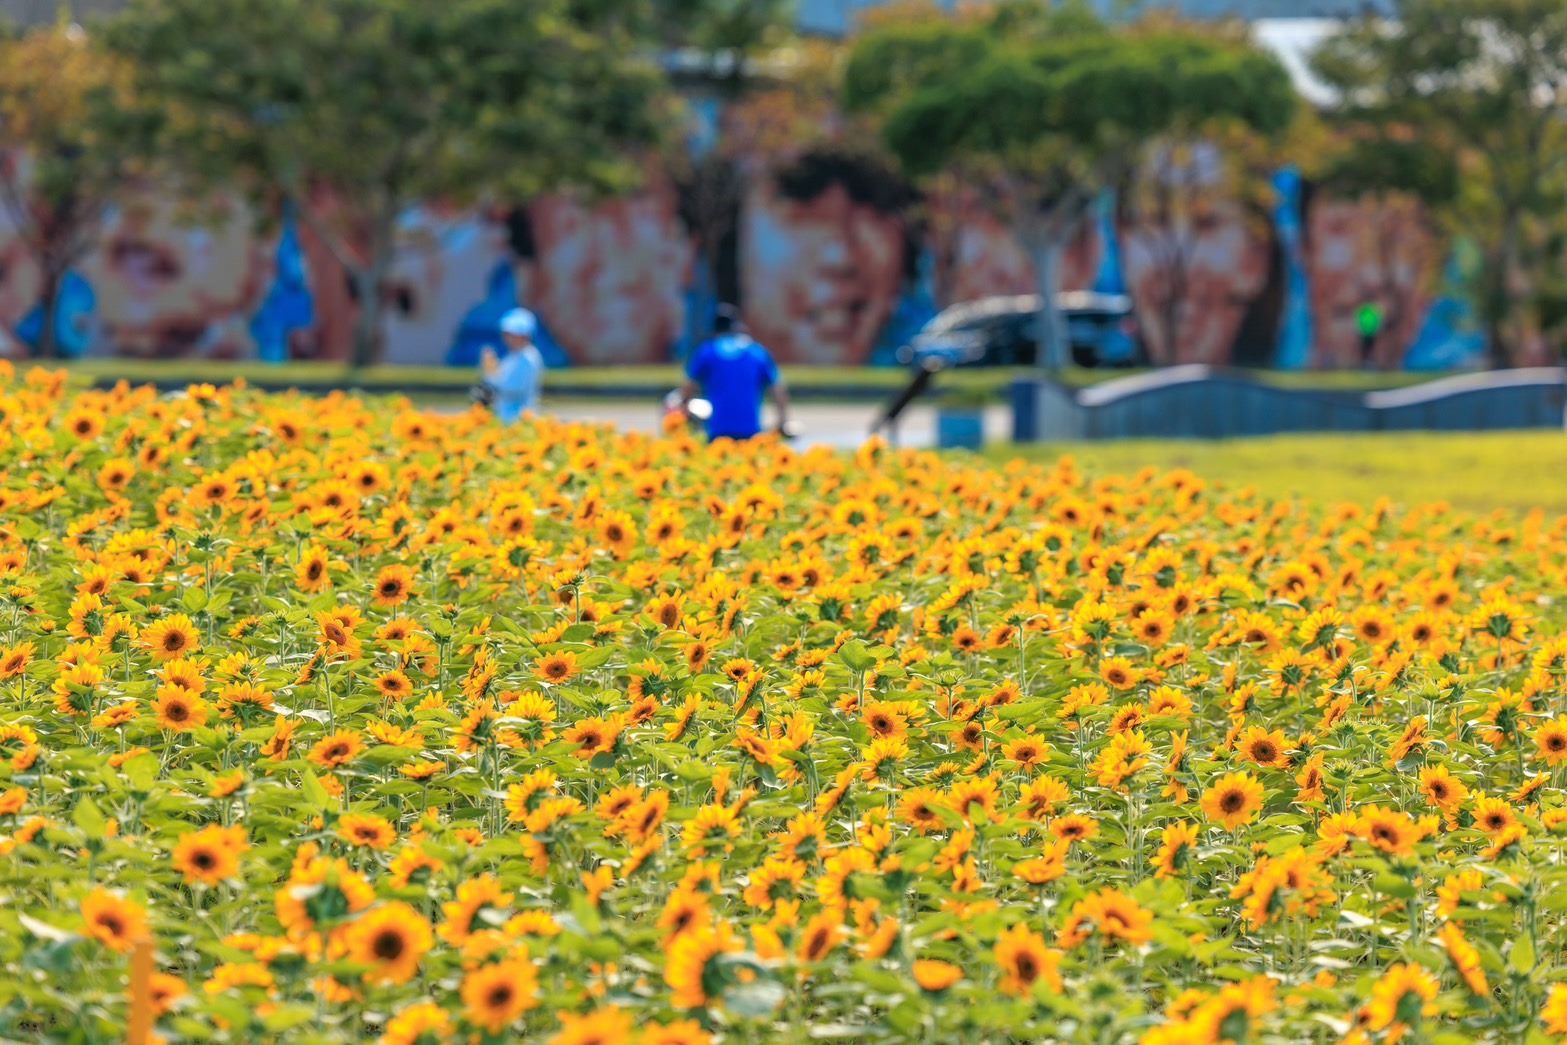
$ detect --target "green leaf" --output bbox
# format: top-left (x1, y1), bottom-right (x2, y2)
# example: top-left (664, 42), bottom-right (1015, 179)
top-left (182, 586), bottom-right (209, 613)
top-left (72, 797), bottom-right (107, 838)
top-left (300, 769), bottom-right (331, 812)
top-left (1511, 935), bottom-right (1536, 974)
top-left (839, 640), bottom-right (875, 672)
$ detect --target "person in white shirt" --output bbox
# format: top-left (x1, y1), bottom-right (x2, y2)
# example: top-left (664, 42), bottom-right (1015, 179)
top-left (481, 308), bottom-right (545, 423)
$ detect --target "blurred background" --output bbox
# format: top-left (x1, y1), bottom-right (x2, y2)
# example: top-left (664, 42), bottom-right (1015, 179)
top-left (0, 0), bottom-right (1545, 378)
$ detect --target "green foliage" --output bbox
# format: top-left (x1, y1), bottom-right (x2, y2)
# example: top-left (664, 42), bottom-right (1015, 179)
top-left (1314, 0), bottom-right (1567, 365)
top-left (847, 10), bottom-right (1294, 185)
top-left (844, 7), bottom-right (1295, 370)
top-left (105, 0), bottom-right (669, 365)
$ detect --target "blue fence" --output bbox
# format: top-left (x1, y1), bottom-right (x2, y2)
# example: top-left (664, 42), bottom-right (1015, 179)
top-left (1011, 366), bottom-right (1567, 442)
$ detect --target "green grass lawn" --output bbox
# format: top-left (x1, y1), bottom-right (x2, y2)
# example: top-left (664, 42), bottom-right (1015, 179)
top-left (993, 430), bottom-right (1567, 516)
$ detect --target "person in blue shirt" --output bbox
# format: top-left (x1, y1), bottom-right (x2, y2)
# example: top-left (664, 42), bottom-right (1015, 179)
top-left (480, 308), bottom-right (545, 423)
top-left (680, 305), bottom-right (790, 440)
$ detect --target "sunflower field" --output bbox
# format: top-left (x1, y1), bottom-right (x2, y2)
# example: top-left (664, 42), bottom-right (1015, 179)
top-left (3, 368), bottom-right (1567, 1044)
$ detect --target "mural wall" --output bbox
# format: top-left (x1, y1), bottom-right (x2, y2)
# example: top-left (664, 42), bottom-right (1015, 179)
top-left (0, 146), bottom-right (1498, 370)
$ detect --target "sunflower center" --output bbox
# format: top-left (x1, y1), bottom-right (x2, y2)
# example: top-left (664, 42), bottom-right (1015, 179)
top-left (486, 984), bottom-right (514, 1007)
top-left (372, 930), bottom-right (405, 960)
top-left (193, 850), bottom-right (216, 870)
top-left (1015, 954), bottom-right (1038, 982)
top-left (1220, 792), bottom-right (1244, 813)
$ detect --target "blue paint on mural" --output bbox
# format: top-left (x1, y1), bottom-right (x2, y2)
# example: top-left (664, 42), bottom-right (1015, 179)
top-left (249, 208), bottom-right (315, 363)
top-left (1271, 167), bottom-right (1312, 370)
top-left (15, 271), bottom-right (94, 358)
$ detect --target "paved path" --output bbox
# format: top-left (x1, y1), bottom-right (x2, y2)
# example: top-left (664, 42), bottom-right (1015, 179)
top-left (547, 400), bottom-right (1011, 450)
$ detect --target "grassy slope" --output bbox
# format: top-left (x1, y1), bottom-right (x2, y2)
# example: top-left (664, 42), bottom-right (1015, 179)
top-left (992, 430), bottom-right (1567, 516)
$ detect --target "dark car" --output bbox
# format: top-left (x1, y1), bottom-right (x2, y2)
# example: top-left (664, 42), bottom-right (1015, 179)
top-left (897, 291), bottom-right (1144, 369)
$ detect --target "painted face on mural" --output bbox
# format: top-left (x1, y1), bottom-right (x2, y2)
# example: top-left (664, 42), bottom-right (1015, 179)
top-left (84, 194), bottom-right (267, 357)
top-left (380, 205), bottom-right (512, 366)
top-left (738, 153), bottom-right (911, 366)
top-left (518, 186), bottom-right (691, 365)
top-left (1118, 193), bottom-right (1271, 365)
top-left (933, 188), bottom-right (1102, 307)
top-left (1306, 196), bottom-right (1433, 369)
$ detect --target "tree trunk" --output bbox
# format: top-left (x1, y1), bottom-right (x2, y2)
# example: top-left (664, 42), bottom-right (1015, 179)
top-left (36, 267), bottom-right (62, 360)
top-left (1486, 212), bottom-right (1523, 369)
top-left (1027, 236), bottom-right (1069, 373)
top-left (349, 217), bottom-right (395, 369)
top-left (350, 267), bottom-right (383, 369)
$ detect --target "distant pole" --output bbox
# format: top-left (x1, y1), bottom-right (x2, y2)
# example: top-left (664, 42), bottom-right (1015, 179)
top-left (127, 938), bottom-right (153, 1044)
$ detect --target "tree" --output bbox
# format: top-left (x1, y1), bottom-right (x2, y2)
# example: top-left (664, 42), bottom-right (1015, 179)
top-left (1314, 0), bottom-right (1567, 367)
top-left (0, 24), bottom-right (139, 358)
top-left (107, 0), bottom-right (667, 366)
top-left (843, 5), bottom-right (1295, 371)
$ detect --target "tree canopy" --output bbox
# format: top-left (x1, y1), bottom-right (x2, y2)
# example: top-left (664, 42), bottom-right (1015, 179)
top-left (1314, 0), bottom-right (1567, 365)
top-left (844, 6), bottom-right (1296, 369)
top-left (107, 0), bottom-right (670, 365)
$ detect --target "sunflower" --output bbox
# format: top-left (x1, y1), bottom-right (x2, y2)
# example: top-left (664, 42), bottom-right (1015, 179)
top-left (1062, 888), bottom-right (1154, 948)
top-left (381, 1002), bottom-right (452, 1045)
top-left (344, 902), bottom-right (432, 985)
top-left (0, 641), bottom-right (33, 679)
top-left (308, 731), bottom-right (365, 769)
top-left (1236, 725), bottom-right (1291, 769)
top-left (374, 670), bottom-right (414, 702)
top-left (1544, 984), bottom-right (1567, 1035)
top-left (548, 1006), bottom-right (636, 1045)
top-left (1354, 805), bottom-right (1422, 858)
top-left (141, 613), bottom-right (200, 662)
top-left (388, 847), bottom-right (444, 889)
top-left (440, 875), bottom-right (513, 945)
top-left (460, 958), bottom-right (539, 1034)
top-left (1154, 821), bottom-right (1199, 879)
top-left (664, 920), bottom-right (742, 1009)
top-left (659, 886), bottom-right (710, 941)
top-left (154, 689), bottom-right (210, 732)
top-left (993, 923), bottom-right (1062, 996)
top-left (172, 824), bottom-right (247, 885)
top-left (80, 888), bottom-right (149, 953)
top-left (1049, 813), bottom-right (1099, 845)
top-left (64, 408), bottom-right (105, 441)
top-left (1438, 923), bottom-right (1489, 996)
top-left (912, 959), bottom-right (963, 992)
top-left (338, 813), bottom-right (396, 849)
top-left (1471, 795), bottom-right (1517, 836)
top-left (296, 544), bottom-right (332, 592)
top-left (797, 908), bottom-right (843, 963)
top-left (1536, 717), bottom-right (1567, 766)
top-left (1418, 764), bottom-right (1468, 811)
top-left (563, 715), bottom-right (624, 760)
top-left (1099, 656), bottom-right (1138, 690)
top-left (1200, 771), bottom-right (1265, 830)
top-left (1365, 963), bottom-right (1437, 1034)
top-left (373, 565), bottom-right (415, 608)
top-left (275, 856), bottom-right (374, 937)
top-left (535, 652), bottom-right (580, 684)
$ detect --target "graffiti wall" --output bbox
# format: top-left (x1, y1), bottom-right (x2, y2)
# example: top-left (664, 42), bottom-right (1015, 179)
top-left (0, 149), bottom-right (1497, 370)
